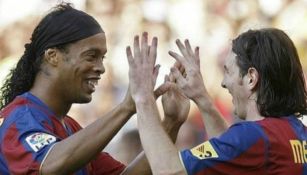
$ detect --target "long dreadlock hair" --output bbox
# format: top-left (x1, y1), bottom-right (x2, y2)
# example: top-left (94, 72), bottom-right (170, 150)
top-left (0, 3), bottom-right (72, 110)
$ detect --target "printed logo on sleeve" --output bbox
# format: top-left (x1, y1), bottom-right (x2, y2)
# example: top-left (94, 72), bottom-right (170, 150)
top-left (190, 141), bottom-right (218, 160)
top-left (25, 133), bottom-right (56, 152)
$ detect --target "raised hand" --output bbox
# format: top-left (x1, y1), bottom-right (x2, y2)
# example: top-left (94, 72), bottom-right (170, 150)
top-left (162, 64), bottom-right (190, 124)
top-left (126, 32), bottom-right (159, 102)
top-left (168, 39), bottom-right (208, 103)
top-left (169, 39), bottom-right (228, 138)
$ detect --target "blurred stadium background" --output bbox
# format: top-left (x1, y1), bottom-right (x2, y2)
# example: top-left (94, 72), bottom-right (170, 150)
top-left (0, 0), bottom-right (307, 165)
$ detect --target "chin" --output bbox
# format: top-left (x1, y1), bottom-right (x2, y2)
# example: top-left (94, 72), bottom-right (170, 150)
top-left (234, 109), bottom-right (246, 120)
top-left (238, 115), bottom-right (247, 120)
top-left (75, 95), bottom-right (92, 104)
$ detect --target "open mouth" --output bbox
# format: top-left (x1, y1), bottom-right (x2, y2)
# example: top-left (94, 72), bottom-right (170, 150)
top-left (86, 79), bottom-right (99, 92)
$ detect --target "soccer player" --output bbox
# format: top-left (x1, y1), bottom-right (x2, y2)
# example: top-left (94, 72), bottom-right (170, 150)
top-left (0, 3), bottom-right (190, 175)
top-left (127, 28), bottom-right (307, 174)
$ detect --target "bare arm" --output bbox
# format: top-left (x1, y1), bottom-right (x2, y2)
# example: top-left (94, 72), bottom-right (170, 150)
top-left (136, 97), bottom-right (185, 175)
top-left (122, 68), bottom-right (190, 175)
top-left (41, 80), bottom-right (173, 175)
top-left (41, 90), bottom-right (135, 175)
top-left (127, 33), bottom-right (187, 175)
top-left (169, 39), bottom-right (229, 138)
top-left (121, 119), bottom-right (185, 175)
top-left (121, 121), bottom-right (185, 175)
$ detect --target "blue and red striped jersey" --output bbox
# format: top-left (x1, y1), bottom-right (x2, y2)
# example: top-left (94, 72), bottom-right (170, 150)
top-left (0, 92), bottom-right (125, 175)
top-left (180, 116), bottom-right (307, 175)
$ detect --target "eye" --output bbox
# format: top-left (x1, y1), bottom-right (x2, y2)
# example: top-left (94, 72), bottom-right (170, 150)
top-left (85, 54), bottom-right (96, 61)
top-left (223, 65), bottom-right (229, 74)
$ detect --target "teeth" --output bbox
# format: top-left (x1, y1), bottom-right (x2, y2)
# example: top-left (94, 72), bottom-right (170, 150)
top-left (87, 80), bottom-right (98, 86)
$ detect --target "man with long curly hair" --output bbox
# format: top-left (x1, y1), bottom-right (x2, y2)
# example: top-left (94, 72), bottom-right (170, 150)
top-left (0, 3), bottom-right (189, 175)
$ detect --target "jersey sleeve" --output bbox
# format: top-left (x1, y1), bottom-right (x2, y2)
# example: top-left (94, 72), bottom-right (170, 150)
top-left (179, 122), bottom-right (269, 175)
top-left (89, 152), bottom-right (126, 175)
top-left (1, 109), bottom-right (59, 174)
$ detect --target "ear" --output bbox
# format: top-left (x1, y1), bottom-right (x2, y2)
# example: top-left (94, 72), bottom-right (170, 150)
top-left (246, 67), bottom-right (259, 90)
top-left (44, 48), bottom-right (59, 66)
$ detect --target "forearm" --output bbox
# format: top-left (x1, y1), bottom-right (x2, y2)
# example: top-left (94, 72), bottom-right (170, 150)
top-left (136, 96), bottom-right (185, 175)
top-left (122, 115), bottom-right (184, 175)
top-left (41, 102), bottom-right (134, 175)
top-left (194, 94), bottom-right (229, 138)
top-left (162, 118), bottom-right (182, 143)
top-left (120, 152), bottom-right (151, 175)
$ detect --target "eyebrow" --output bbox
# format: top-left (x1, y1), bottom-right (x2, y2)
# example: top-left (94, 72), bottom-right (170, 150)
top-left (82, 47), bottom-right (107, 56)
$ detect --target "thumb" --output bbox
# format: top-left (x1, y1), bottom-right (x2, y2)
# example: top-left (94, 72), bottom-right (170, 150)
top-left (152, 64), bottom-right (160, 86)
top-left (154, 82), bottom-right (171, 99)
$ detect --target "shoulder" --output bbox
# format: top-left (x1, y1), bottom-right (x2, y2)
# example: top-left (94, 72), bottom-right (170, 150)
top-left (255, 116), bottom-right (300, 135)
top-left (0, 103), bottom-right (52, 141)
top-left (180, 122), bottom-right (269, 174)
top-left (181, 121), bottom-right (268, 160)
top-left (219, 121), bottom-right (267, 141)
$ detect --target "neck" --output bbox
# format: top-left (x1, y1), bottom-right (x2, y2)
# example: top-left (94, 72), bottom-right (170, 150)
top-left (245, 98), bottom-right (264, 121)
top-left (30, 74), bottom-right (71, 120)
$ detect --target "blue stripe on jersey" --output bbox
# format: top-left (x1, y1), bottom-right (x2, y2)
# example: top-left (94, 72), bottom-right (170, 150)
top-left (23, 92), bottom-right (56, 117)
top-left (0, 155), bottom-right (9, 174)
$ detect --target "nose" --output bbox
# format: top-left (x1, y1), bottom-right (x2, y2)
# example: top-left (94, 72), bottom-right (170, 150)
top-left (94, 58), bottom-right (105, 74)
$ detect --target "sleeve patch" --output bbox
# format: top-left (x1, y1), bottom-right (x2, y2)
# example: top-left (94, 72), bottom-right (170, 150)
top-left (190, 141), bottom-right (219, 160)
top-left (25, 132), bottom-right (56, 152)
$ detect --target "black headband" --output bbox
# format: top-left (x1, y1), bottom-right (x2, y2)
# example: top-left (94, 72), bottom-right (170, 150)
top-left (32, 7), bottom-right (103, 57)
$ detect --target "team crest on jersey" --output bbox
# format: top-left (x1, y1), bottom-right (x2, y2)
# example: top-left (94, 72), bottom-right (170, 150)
top-left (190, 141), bottom-right (219, 160)
top-left (26, 133), bottom-right (56, 152)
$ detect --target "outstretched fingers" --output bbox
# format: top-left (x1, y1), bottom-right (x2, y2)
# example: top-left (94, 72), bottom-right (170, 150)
top-left (133, 35), bottom-right (141, 63)
top-left (128, 33), bottom-right (158, 68)
top-left (169, 39), bottom-right (200, 73)
top-left (169, 50), bottom-right (188, 68)
top-left (126, 46), bottom-right (134, 66)
top-left (195, 46), bottom-right (200, 66)
top-left (176, 39), bottom-right (189, 59)
top-left (184, 39), bottom-right (200, 67)
top-left (184, 39), bottom-right (194, 56)
top-left (149, 37), bottom-right (158, 66)
top-left (141, 32), bottom-right (149, 61)
top-left (127, 33), bottom-right (161, 91)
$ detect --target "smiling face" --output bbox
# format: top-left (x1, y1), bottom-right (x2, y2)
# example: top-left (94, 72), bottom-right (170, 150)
top-left (56, 33), bottom-right (107, 104)
top-left (221, 51), bottom-right (251, 119)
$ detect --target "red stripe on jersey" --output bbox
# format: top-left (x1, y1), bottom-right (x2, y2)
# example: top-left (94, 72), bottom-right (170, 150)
top-left (257, 118), bottom-right (303, 174)
top-left (90, 152), bottom-right (126, 175)
top-left (2, 123), bottom-right (40, 174)
top-left (196, 138), bottom-right (267, 175)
